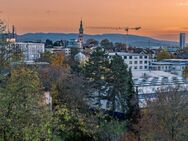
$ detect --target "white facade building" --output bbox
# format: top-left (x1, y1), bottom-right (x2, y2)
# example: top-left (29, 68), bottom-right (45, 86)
top-left (132, 70), bottom-right (188, 107)
top-left (109, 52), bottom-right (151, 71)
top-left (62, 48), bottom-right (71, 56)
top-left (151, 59), bottom-right (188, 76)
top-left (14, 42), bottom-right (45, 61)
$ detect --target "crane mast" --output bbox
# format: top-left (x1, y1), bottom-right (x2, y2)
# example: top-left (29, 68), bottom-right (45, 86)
top-left (88, 26), bottom-right (141, 49)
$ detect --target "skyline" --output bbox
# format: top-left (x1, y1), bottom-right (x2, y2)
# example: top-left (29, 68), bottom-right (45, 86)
top-left (1, 0), bottom-right (188, 41)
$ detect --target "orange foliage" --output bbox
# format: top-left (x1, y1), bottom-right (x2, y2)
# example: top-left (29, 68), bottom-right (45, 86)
top-left (51, 52), bottom-right (69, 69)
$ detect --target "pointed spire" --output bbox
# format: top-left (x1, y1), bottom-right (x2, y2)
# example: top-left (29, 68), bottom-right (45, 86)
top-left (79, 19), bottom-right (84, 34)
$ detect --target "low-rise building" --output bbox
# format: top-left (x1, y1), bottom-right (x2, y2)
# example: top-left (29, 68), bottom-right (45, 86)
top-left (151, 59), bottom-right (188, 76)
top-left (132, 70), bottom-right (188, 107)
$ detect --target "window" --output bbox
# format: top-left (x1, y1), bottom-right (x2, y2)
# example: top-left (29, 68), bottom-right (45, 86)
top-left (139, 61), bottom-right (143, 64)
top-left (144, 61), bottom-right (147, 64)
top-left (134, 56), bottom-right (138, 59)
top-left (145, 66), bottom-right (148, 69)
top-left (140, 66), bottom-right (143, 69)
top-left (139, 56), bottom-right (143, 59)
top-left (144, 56), bottom-right (148, 59)
top-left (129, 56), bottom-right (132, 59)
top-left (129, 61), bottom-right (132, 64)
top-left (134, 66), bottom-right (137, 69)
top-left (124, 56), bottom-right (127, 59)
top-left (134, 61), bottom-right (138, 64)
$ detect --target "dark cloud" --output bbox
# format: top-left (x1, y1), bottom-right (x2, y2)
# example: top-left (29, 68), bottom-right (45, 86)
top-left (45, 10), bottom-right (56, 15)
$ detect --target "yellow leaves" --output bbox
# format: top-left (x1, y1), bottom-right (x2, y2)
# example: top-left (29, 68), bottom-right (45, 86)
top-left (156, 49), bottom-right (171, 61)
top-left (183, 67), bottom-right (188, 78)
top-left (51, 52), bottom-right (69, 69)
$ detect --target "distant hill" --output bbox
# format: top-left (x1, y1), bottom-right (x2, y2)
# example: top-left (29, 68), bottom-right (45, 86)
top-left (17, 33), bottom-right (179, 48)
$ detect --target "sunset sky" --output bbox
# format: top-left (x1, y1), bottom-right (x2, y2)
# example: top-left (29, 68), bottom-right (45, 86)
top-left (1, 0), bottom-right (188, 41)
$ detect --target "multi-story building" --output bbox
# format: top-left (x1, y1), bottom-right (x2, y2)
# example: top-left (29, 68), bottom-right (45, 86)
top-left (180, 33), bottom-right (186, 49)
top-left (14, 42), bottom-right (45, 62)
top-left (151, 59), bottom-right (188, 76)
top-left (108, 52), bottom-right (151, 71)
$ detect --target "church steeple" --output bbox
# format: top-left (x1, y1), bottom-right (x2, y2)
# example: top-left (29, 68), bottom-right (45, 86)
top-left (78, 20), bottom-right (84, 43)
top-left (79, 20), bottom-right (84, 34)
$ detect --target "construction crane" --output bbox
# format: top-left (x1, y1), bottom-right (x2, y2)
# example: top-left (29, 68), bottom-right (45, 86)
top-left (88, 26), bottom-right (141, 35)
top-left (88, 26), bottom-right (141, 48)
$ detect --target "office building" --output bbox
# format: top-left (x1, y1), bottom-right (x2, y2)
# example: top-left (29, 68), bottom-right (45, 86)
top-left (14, 42), bottom-right (45, 62)
top-left (180, 33), bottom-right (186, 49)
top-left (108, 52), bottom-right (151, 71)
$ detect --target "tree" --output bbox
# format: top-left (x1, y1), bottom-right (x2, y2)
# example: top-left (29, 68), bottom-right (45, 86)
top-left (39, 51), bottom-right (55, 63)
top-left (106, 55), bottom-right (129, 113)
top-left (114, 42), bottom-right (127, 52)
top-left (156, 49), bottom-right (171, 61)
top-left (86, 39), bottom-right (99, 47)
top-left (50, 70), bottom-right (98, 141)
top-left (106, 55), bottom-right (140, 135)
top-left (53, 40), bottom-right (64, 47)
top-left (0, 66), bottom-right (53, 141)
top-left (140, 87), bottom-right (188, 141)
top-left (124, 69), bottom-right (141, 140)
top-left (183, 66), bottom-right (188, 78)
top-left (45, 39), bottom-right (53, 48)
top-left (100, 39), bottom-right (113, 50)
top-left (0, 20), bottom-right (22, 83)
top-left (83, 47), bottom-right (109, 107)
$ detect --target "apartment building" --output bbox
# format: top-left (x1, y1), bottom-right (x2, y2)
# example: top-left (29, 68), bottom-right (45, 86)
top-left (14, 42), bottom-right (45, 61)
top-left (108, 52), bottom-right (151, 71)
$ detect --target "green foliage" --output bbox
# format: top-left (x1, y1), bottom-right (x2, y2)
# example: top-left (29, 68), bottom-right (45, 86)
top-left (40, 51), bottom-right (55, 63)
top-left (53, 40), bottom-right (64, 47)
top-left (106, 55), bottom-right (129, 113)
top-left (100, 39), bottom-right (114, 50)
top-left (156, 49), bottom-right (171, 61)
top-left (0, 67), bottom-right (53, 141)
top-left (83, 47), bottom-right (109, 107)
top-left (50, 73), bottom-right (97, 141)
top-left (45, 39), bottom-right (53, 48)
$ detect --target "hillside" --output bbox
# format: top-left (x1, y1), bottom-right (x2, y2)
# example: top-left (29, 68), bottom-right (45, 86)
top-left (17, 33), bottom-right (179, 48)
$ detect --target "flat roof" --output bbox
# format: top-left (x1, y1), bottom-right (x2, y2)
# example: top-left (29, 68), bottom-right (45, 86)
top-left (132, 70), bottom-right (188, 87)
top-left (109, 52), bottom-right (148, 56)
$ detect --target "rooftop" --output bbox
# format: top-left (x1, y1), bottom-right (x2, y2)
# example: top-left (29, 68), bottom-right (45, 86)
top-left (132, 70), bottom-right (188, 87)
top-left (109, 52), bottom-right (148, 56)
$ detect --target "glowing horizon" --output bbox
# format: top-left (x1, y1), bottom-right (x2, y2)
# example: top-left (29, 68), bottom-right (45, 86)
top-left (1, 0), bottom-right (188, 41)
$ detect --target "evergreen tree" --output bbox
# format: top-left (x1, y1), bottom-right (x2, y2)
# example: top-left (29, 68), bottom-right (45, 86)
top-left (125, 69), bottom-right (140, 139)
top-left (83, 47), bottom-right (109, 107)
top-left (106, 55), bottom-right (129, 114)
top-left (107, 55), bottom-right (140, 139)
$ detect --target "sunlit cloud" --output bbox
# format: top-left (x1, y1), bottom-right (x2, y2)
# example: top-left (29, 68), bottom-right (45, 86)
top-left (177, 0), bottom-right (188, 6)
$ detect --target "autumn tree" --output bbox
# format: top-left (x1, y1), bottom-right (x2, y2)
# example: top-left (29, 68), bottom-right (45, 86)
top-left (0, 66), bottom-right (53, 141)
top-left (156, 49), bottom-right (171, 61)
top-left (140, 87), bottom-right (188, 141)
top-left (183, 66), bottom-right (188, 78)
